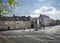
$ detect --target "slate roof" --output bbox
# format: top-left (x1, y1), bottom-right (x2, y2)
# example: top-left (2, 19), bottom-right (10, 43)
top-left (39, 14), bottom-right (50, 23)
top-left (39, 14), bottom-right (50, 19)
top-left (0, 16), bottom-right (31, 21)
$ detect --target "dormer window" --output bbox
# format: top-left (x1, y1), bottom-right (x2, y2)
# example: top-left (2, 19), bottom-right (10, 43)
top-left (25, 18), bottom-right (27, 20)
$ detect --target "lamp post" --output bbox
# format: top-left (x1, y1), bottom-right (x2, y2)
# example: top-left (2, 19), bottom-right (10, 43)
top-left (13, 14), bottom-right (15, 29)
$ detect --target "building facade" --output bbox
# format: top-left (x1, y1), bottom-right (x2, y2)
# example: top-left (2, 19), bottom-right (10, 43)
top-left (39, 14), bottom-right (52, 27)
top-left (0, 16), bottom-right (31, 30)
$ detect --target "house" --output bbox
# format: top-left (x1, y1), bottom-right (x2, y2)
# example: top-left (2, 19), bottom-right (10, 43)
top-left (39, 14), bottom-right (52, 27)
top-left (0, 15), bottom-right (31, 30)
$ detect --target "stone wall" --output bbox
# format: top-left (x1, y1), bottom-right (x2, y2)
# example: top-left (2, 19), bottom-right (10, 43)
top-left (0, 21), bottom-right (31, 30)
top-left (15, 21), bottom-right (31, 29)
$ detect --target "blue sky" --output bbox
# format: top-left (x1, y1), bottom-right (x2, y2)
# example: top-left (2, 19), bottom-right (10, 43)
top-left (7, 0), bottom-right (60, 20)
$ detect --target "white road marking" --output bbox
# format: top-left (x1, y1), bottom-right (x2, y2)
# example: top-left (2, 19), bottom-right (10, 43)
top-left (24, 35), bottom-right (32, 37)
top-left (1, 35), bottom-right (59, 42)
top-left (46, 35), bottom-right (56, 39)
top-left (24, 35), bottom-right (59, 43)
top-left (12, 36), bottom-right (17, 38)
top-left (0, 34), bottom-right (60, 43)
top-left (8, 36), bottom-right (12, 38)
top-left (18, 36), bottom-right (22, 37)
top-left (4, 36), bottom-right (23, 38)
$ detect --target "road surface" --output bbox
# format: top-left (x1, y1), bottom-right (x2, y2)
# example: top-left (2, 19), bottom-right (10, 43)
top-left (0, 25), bottom-right (60, 43)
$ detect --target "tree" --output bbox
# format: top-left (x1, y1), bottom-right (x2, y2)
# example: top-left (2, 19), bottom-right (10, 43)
top-left (0, 0), bottom-right (18, 15)
top-left (31, 20), bottom-right (34, 28)
top-left (55, 20), bottom-right (60, 25)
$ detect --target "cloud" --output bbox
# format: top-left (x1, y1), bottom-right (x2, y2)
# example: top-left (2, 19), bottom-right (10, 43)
top-left (34, 6), bottom-right (60, 15)
top-left (36, 0), bottom-right (47, 2)
top-left (30, 14), bottom-right (39, 18)
top-left (30, 6), bottom-right (60, 19)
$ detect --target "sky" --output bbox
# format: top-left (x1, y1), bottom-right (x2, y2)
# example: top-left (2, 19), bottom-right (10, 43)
top-left (7, 0), bottom-right (60, 20)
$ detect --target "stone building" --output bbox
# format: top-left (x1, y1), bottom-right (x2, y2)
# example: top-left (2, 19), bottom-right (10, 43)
top-left (39, 14), bottom-right (52, 27)
top-left (0, 15), bottom-right (31, 30)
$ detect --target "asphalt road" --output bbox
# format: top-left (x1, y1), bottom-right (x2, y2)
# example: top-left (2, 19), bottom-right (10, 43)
top-left (0, 29), bottom-right (60, 43)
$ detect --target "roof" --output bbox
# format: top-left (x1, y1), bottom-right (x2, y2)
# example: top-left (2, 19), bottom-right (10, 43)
top-left (39, 14), bottom-right (50, 23)
top-left (39, 14), bottom-right (50, 20)
top-left (39, 15), bottom-right (50, 18)
top-left (0, 16), bottom-right (31, 21)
